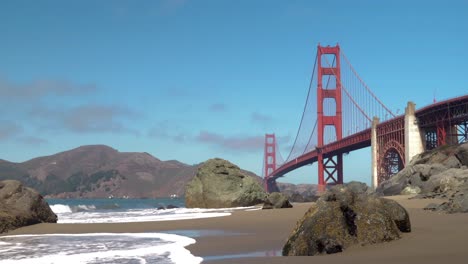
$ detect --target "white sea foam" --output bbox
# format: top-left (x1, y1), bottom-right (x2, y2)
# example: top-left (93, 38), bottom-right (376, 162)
top-left (51, 205), bottom-right (260, 224)
top-left (245, 207), bottom-right (262, 211)
top-left (49, 204), bottom-right (98, 214)
top-left (49, 204), bottom-right (72, 213)
top-left (0, 233), bottom-right (202, 264)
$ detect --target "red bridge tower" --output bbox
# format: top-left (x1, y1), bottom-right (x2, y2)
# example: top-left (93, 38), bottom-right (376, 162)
top-left (263, 133), bottom-right (278, 192)
top-left (317, 44), bottom-right (343, 191)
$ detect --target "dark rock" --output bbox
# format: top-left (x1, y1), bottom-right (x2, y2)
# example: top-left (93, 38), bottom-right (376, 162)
top-left (262, 192), bottom-right (293, 209)
top-left (288, 193), bottom-right (305, 203)
top-left (422, 168), bottom-right (468, 194)
top-left (376, 170), bottom-right (409, 196)
top-left (166, 204), bottom-right (179, 209)
top-left (157, 206), bottom-right (166, 210)
top-left (283, 182), bottom-right (410, 256)
top-left (442, 155), bottom-right (462, 168)
top-left (276, 182), bottom-right (318, 199)
top-left (345, 181), bottom-right (369, 194)
top-left (185, 158), bottom-right (267, 208)
top-left (444, 187), bottom-right (468, 213)
top-left (381, 198), bottom-right (411, 232)
top-left (0, 180), bottom-right (57, 233)
top-left (288, 193), bottom-right (319, 203)
top-left (455, 143), bottom-right (468, 166)
top-left (424, 203), bottom-right (441, 211)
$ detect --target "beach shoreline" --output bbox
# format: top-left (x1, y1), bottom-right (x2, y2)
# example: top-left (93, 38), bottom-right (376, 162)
top-left (3, 196), bottom-right (468, 263)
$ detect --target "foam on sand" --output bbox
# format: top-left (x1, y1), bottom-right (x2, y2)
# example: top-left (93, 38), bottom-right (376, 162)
top-left (50, 204), bottom-right (260, 224)
top-left (0, 233), bottom-right (202, 264)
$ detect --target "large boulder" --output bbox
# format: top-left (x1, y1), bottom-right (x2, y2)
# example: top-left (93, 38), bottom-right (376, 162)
top-left (377, 142), bottom-right (468, 197)
top-left (283, 183), bottom-right (410, 256)
top-left (262, 192), bottom-right (293, 209)
top-left (0, 180), bottom-right (57, 233)
top-left (185, 158), bottom-right (267, 208)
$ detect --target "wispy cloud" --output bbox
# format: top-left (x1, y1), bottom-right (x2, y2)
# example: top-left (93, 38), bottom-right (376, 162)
top-left (30, 104), bottom-right (141, 135)
top-left (0, 121), bottom-right (22, 141)
top-left (0, 77), bottom-right (96, 102)
top-left (18, 136), bottom-right (48, 146)
top-left (196, 131), bottom-right (264, 152)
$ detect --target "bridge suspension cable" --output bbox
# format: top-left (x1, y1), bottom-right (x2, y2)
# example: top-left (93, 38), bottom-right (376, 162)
top-left (283, 50), bottom-right (319, 164)
top-left (276, 45), bottom-right (396, 168)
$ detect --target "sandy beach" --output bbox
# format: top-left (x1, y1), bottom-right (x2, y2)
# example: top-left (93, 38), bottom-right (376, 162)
top-left (3, 195), bottom-right (468, 263)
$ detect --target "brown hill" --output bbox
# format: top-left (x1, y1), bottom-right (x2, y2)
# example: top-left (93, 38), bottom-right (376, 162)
top-left (0, 145), bottom-right (317, 198)
top-left (0, 145), bottom-right (196, 198)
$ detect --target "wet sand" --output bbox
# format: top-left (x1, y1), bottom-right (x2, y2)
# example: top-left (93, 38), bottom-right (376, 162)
top-left (4, 195), bottom-right (468, 263)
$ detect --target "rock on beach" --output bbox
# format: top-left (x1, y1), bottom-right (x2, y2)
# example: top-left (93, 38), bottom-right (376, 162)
top-left (0, 180), bottom-right (57, 233)
top-left (185, 158), bottom-right (267, 208)
top-left (283, 182), bottom-right (411, 256)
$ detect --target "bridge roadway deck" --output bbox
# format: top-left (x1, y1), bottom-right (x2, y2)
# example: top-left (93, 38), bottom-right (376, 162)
top-left (270, 128), bottom-right (372, 179)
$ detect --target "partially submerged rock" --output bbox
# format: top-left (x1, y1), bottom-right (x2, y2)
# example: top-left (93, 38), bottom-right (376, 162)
top-left (283, 182), bottom-right (410, 256)
top-left (0, 180), bottom-right (57, 233)
top-left (262, 192), bottom-right (293, 209)
top-left (185, 158), bottom-right (267, 208)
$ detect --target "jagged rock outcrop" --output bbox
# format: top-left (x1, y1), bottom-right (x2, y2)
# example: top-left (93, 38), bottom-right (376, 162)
top-left (424, 185), bottom-right (468, 213)
top-left (283, 182), bottom-right (410, 256)
top-left (262, 192), bottom-right (293, 209)
top-left (376, 142), bottom-right (468, 198)
top-left (185, 158), bottom-right (267, 208)
top-left (276, 182), bottom-right (318, 200)
top-left (0, 180), bottom-right (57, 233)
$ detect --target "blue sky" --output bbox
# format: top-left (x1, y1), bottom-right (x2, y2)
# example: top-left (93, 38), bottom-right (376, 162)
top-left (1, 0), bottom-right (467, 185)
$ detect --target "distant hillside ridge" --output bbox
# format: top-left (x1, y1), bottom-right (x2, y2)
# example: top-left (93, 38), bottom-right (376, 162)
top-left (0, 145), bottom-right (317, 198)
top-left (0, 145), bottom-right (196, 198)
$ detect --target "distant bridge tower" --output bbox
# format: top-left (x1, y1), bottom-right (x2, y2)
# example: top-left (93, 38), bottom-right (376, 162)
top-left (264, 133), bottom-right (279, 192)
top-left (317, 44), bottom-right (343, 191)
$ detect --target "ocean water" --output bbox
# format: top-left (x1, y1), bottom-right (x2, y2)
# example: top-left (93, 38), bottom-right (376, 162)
top-left (0, 198), bottom-right (261, 264)
top-left (46, 198), bottom-right (255, 223)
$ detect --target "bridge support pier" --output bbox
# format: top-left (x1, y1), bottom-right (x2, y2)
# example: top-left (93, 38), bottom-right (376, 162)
top-left (318, 153), bottom-right (343, 192)
top-left (371, 116), bottom-right (379, 189)
top-left (404, 102), bottom-right (424, 164)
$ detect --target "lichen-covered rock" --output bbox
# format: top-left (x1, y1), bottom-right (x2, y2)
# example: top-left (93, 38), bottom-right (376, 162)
top-left (185, 158), bottom-right (267, 208)
top-left (283, 182), bottom-right (410, 256)
top-left (0, 180), bottom-right (57, 233)
top-left (262, 192), bottom-right (293, 209)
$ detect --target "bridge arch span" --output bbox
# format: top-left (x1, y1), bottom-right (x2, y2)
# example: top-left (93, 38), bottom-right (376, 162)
top-left (378, 140), bottom-right (405, 183)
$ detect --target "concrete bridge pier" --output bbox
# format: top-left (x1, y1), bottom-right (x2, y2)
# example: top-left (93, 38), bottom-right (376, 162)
top-left (371, 116), bottom-right (379, 189)
top-left (371, 102), bottom-right (425, 189)
top-left (404, 102), bottom-right (424, 164)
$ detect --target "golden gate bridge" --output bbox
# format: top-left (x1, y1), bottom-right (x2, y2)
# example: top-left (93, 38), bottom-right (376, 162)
top-left (263, 44), bottom-right (468, 192)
